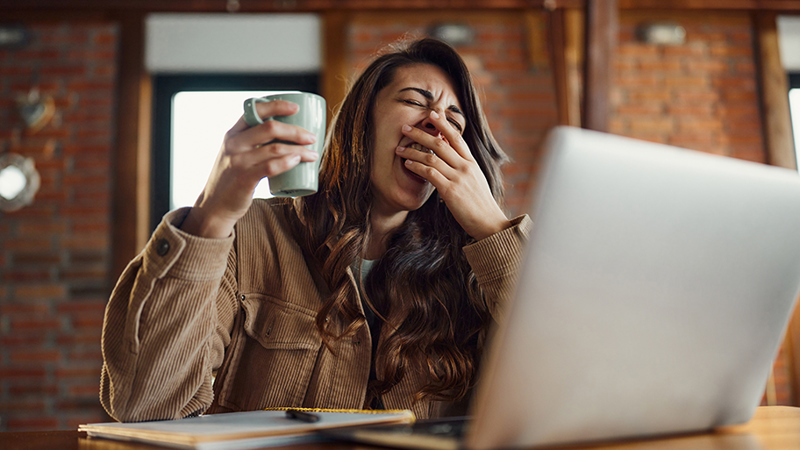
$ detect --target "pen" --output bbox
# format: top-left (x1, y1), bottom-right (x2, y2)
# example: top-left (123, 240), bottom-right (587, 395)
top-left (285, 409), bottom-right (321, 423)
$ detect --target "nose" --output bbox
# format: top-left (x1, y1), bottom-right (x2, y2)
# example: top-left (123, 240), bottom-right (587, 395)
top-left (418, 113), bottom-right (443, 138)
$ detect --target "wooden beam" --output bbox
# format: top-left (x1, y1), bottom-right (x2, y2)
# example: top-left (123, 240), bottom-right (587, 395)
top-left (525, 10), bottom-right (549, 71)
top-left (755, 11), bottom-right (800, 407)
top-left (565, 8), bottom-right (585, 127)
top-left (756, 13), bottom-right (797, 170)
top-left (619, 0), bottom-right (800, 10)
top-left (111, 13), bottom-right (151, 280)
top-left (548, 8), bottom-right (572, 126)
top-left (582, 0), bottom-right (617, 132)
top-left (321, 10), bottom-right (351, 123)
top-left (8, 0), bottom-right (800, 12)
top-left (0, 0), bottom-right (563, 12)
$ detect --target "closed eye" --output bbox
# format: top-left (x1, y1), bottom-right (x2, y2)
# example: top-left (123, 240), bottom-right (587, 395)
top-left (448, 118), bottom-right (463, 133)
top-left (403, 99), bottom-right (424, 107)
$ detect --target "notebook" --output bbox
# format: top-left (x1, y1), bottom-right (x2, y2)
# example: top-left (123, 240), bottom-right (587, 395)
top-left (325, 126), bottom-right (800, 449)
top-left (78, 409), bottom-right (414, 450)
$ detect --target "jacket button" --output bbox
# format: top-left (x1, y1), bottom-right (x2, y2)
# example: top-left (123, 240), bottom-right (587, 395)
top-left (156, 238), bottom-right (170, 256)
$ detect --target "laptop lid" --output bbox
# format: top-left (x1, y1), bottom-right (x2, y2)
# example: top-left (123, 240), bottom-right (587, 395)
top-left (466, 126), bottom-right (800, 449)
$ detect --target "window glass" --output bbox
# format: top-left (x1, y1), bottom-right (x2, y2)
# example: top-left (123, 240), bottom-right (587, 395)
top-left (791, 88), bottom-right (800, 164)
top-left (171, 91), bottom-right (287, 209)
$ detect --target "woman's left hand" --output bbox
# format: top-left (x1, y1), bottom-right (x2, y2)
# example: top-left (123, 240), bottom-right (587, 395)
top-left (397, 110), bottom-right (511, 241)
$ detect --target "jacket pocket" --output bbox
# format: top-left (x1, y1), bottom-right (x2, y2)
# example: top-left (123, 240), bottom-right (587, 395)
top-left (223, 294), bottom-right (322, 410)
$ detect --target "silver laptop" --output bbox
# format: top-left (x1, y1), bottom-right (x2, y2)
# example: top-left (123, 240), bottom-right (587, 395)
top-left (329, 126), bottom-right (800, 449)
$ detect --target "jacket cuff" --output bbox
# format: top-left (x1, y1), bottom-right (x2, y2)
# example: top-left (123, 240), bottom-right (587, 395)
top-left (142, 208), bottom-right (235, 281)
top-left (463, 215), bottom-right (532, 284)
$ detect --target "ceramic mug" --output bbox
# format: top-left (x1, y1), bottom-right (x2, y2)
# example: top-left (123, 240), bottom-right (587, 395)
top-left (243, 92), bottom-right (326, 197)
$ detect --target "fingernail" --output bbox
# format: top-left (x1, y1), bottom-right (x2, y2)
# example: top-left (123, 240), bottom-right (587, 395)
top-left (396, 146), bottom-right (406, 153)
top-left (289, 155), bottom-right (301, 165)
top-left (402, 124), bottom-right (413, 132)
top-left (430, 110), bottom-right (439, 119)
top-left (307, 151), bottom-right (319, 160)
top-left (306, 133), bottom-right (317, 143)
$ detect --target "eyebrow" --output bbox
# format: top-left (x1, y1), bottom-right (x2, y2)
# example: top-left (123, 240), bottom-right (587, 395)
top-left (399, 87), bottom-right (465, 118)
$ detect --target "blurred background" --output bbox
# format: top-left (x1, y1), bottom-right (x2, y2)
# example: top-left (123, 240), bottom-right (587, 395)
top-left (1, 0), bottom-right (799, 432)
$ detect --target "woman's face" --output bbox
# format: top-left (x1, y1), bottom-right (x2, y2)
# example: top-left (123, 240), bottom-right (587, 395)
top-left (369, 63), bottom-right (466, 218)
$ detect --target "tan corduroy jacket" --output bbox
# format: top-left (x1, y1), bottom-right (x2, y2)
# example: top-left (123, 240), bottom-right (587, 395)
top-left (100, 199), bottom-right (532, 423)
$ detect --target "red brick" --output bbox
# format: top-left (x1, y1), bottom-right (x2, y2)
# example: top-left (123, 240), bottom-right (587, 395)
top-left (56, 332), bottom-right (103, 346)
top-left (709, 45), bottom-right (752, 58)
top-left (0, 67), bottom-right (35, 76)
top-left (0, 335), bottom-right (48, 346)
top-left (14, 284), bottom-right (66, 299)
top-left (65, 81), bottom-right (114, 92)
top-left (617, 44), bottom-right (659, 58)
top-left (15, 222), bottom-right (69, 239)
top-left (667, 105), bottom-right (715, 117)
top-left (62, 144), bottom-right (110, 155)
top-left (55, 366), bottom-right (101, 379)
top-left (674, 91), bottom-right (720, 103)
top-left (38, 65), bottom-right (87, 77)
top-left (0, 368), bottom-right (47, 379)
top-left (662, 45), bottom-right (706, 57)
top-left (12, 49), bottom-right (61, 60)
top-left (0, 400), bottom-right (48, 412)
top-left (10, 349), bottom-right (62, 363)
top-left (67, 383), bottom-right (102, 397)
top-left (3, 270), bottom-right (51, 282)
top-left (8, 383), bottom-right (58, 396)
top-left (5, 418), bottom-right (60, 431)
top-left (616, 104), bottom-right (663, 116)
top-left (22, 128), bottom-right (71, 139)
top-left (93, 30), bottom-right (117, 45)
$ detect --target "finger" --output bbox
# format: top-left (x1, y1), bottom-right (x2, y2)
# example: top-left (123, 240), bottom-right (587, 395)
top-left (401, 124), bottom-right (461, 168)
top-left (228, 100), bottom-right (300, 134)
top-left (403, 158), bottom-right (449, 190)
top-left (254, 99), bottom-right (300, 122)
top-left (426, 110), bottom-right (473, 161)
top-left (227, 120), bottom-right (317, 153)
top-left (237, 142), bottom-right (318, 168)
top-left (396, 145), bottom-right (455, 179)
top-left (254, 153), bottom-right (303, 178)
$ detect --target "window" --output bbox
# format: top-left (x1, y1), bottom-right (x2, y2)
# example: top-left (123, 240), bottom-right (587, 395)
top-left (151, 74), bottom-right (319, 231)
top-left (790, 73), bottom-right (800, 164)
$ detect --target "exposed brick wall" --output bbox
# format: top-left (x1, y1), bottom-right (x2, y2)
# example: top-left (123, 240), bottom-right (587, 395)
top-left (348, 12), bottom-right (559, 217)
top-left (611, 12), bottom-right (765, 162)
top-left (0, 21), bottom-right (117, 431)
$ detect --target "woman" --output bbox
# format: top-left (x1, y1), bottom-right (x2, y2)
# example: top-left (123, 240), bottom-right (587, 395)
top-left (100, 38), bottom-right (532, 422)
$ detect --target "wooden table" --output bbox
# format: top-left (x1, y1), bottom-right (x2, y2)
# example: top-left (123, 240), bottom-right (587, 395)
top-left (2, 406), bottom-right (799, 450)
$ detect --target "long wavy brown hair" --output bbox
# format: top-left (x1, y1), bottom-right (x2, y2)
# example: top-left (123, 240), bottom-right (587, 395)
top-left (286, 38), bottom-right (508, 404)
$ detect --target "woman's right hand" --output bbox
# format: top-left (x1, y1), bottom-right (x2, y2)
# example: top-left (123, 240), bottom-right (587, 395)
top-left (180, 100), bottom-right (319, 238)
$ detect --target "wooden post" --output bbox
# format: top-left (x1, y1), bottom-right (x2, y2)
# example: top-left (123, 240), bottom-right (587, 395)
top-left (322, 10), bottom-right (351, 123)
top-left (111, 12), bottom-right (151, 280)
top-left (550, 7), bottom-right (585, 127)
top-left (583, 0), bottom-right (618, 132)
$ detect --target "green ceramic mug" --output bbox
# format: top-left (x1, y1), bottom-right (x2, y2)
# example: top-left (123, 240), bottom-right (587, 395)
top-left (243, 92), bottom-right (326, 197)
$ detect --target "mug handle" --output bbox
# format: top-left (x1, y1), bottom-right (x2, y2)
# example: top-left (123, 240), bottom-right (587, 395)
top-left (242, 98), bottom-right (275, 127)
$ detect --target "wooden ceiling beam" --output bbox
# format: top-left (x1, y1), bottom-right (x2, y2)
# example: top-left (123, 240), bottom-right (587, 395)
top-left (0, 0), bottom-right (558, 13)
top-left (4, 0), bottom-right (800, 12)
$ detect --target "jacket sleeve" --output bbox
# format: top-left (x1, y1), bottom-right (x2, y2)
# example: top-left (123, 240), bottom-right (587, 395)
top-left (463, 215), bottom-right (532, 322)
top-left (100, 208), bottom-right (239, 422)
